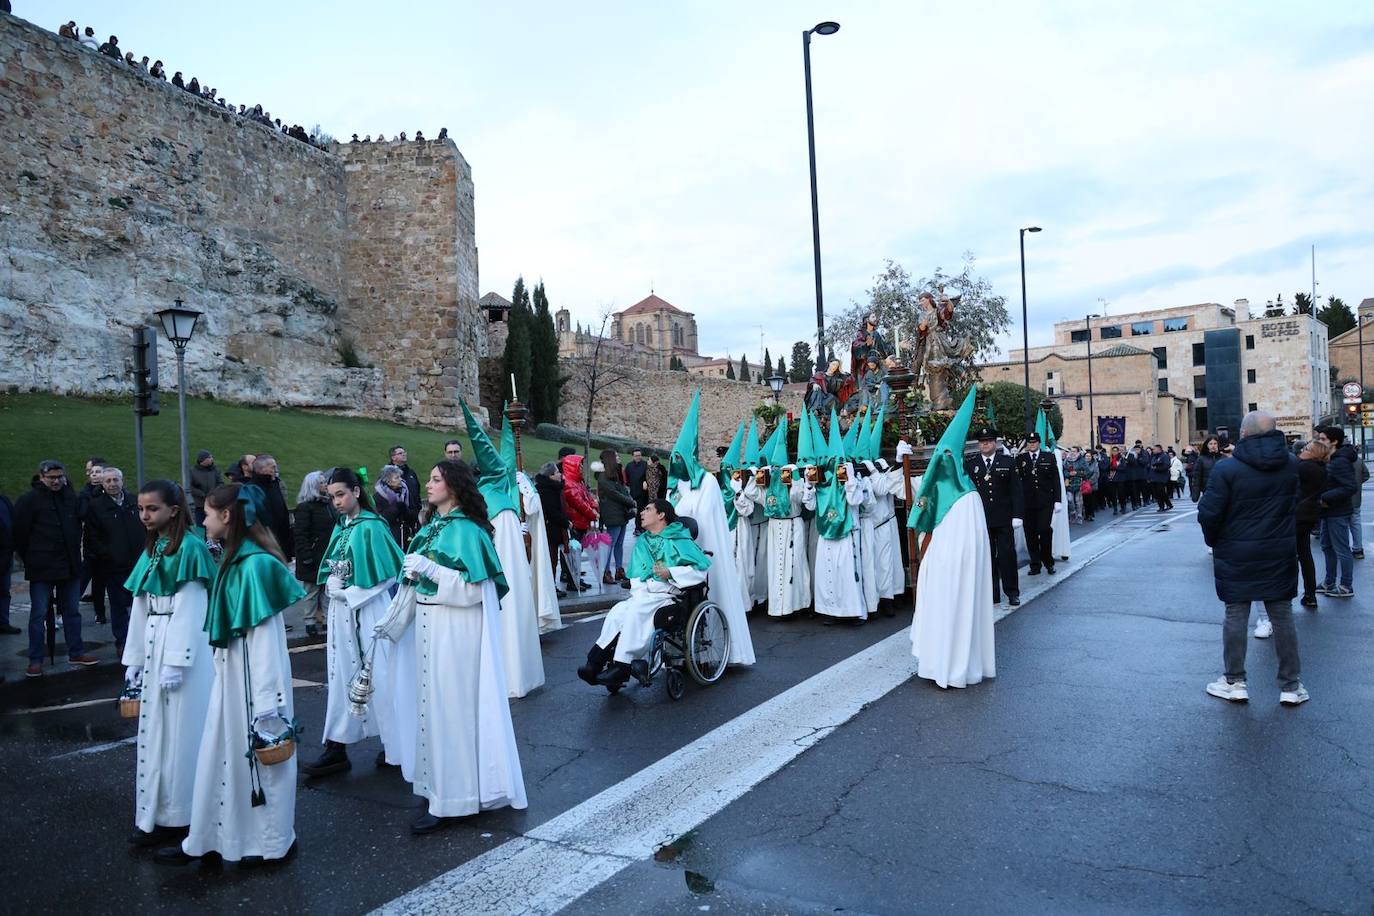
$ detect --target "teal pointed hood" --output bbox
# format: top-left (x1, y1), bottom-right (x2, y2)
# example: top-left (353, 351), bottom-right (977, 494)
top-left (908, 385), bottom-right (978, 534)
top-left (461, 400), bottom-right (518, 517)
top-left (669, 389), bottom-right (707, 489)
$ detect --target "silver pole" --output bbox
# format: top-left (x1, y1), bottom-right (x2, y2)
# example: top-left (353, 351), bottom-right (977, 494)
top-left (134, 412), bottom-right (145, 488)
top-left (176, 346), bottom-right (190, 495)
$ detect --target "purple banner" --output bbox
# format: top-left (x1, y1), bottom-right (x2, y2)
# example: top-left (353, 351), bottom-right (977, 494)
top-left (1097, 416), bottom-right (1126, 445)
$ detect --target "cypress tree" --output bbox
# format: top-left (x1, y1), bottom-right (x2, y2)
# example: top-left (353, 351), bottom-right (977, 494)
top-left (726, 354), bottom-right (736, 380)
top-left (738, 355), bottom-right (751, 383)
top-left (776, 355), bottom-right (787, 381)
top-left (529, 280), bottom-right (562, 423)
top-left (762, 348), bottom-right (773, 381)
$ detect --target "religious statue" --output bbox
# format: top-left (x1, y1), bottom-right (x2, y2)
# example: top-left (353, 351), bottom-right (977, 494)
top-left (805, 359), bottom-right (856, 416)
top-left (850, 312), bottom-right (893, 379)
top-left (909, 288), bottom-right (973, 411)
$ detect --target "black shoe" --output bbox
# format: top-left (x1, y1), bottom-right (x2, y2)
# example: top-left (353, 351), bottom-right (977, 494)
top-left (1028, 567), bottom-right (1041, 576)
top-left (577, 663), bottom-right (601, 686)
top-left (301, 741), bottom-right (351, 777)
top-left (411, 813), bottom-right (456, 835)
top-left (239, 840), bottom-right (297, 868)
top-left (1354, 550), bottom-right (1365, 560)
top-left (881, 600), bottom-right (896, 618)
top-left (95, 615), bottom-right (108, 624)
top-left (1008, 596), bottom-right (1020, 607)
top-left (595, 663), bottom-right (630, 687)
top-left (130, 825), bottom-right (188, 848)
top-left (1046, 566), bottom-right (1057, 575)
top-left (0, 624), bottom-right (20, 635)
top-left (154, 846), bottom-right (196, 866)
top-left (629, 659), bottom-right (651, 686)
top-left (1300, 596), bottom-right (1318, 609)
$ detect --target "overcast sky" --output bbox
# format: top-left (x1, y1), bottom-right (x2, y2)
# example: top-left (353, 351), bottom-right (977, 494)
top-left (49, 1), bottom-right (1374, 366)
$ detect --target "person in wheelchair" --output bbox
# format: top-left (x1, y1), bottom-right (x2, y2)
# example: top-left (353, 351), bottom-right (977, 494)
top-left (577, 499), bottom-right (710, 688)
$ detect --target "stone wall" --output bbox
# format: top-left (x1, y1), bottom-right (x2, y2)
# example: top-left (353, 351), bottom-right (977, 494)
top-left (0, 13), bottom-right (480, 420)
top-left (558, 362), bottom-right (805, 458)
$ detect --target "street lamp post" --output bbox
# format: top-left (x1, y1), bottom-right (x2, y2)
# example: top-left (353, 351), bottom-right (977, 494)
top-left (1085, 313), bottom-right (1098, 449)
top-left (767, 374), bottom-right (786, 404)
top-left (155, 300), bottom-right (202, 496)
top-left (803, 20), bottom-right (840, 371)
top-left (1019, 226), bottom-right (1042, 433)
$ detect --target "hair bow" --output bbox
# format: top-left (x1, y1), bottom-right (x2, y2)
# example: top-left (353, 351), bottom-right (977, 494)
top-left (237, 484), bottom-right (268, 528)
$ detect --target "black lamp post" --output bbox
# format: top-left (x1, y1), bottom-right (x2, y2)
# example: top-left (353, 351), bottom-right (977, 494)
top-left (1019, 225), bottom-right (1042, 433)
top-left (155, 299), bottom-right (202, 495)
top-left (767, 374), bottom-right (786, 404)
top-left (1085, 313), bottom-right (1098, 448)
top-left (803, 20), bottom-right (840, 370)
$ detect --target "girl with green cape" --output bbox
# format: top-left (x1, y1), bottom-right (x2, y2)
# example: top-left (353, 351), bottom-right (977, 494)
top-left (301, 468), bottom-right (405, 778)
top-left (122, 479), bottom-right (217, 849)
top-left (158, 484), bottom-right (304, 866)
top-left (374, 460), bottom-right (527, 834)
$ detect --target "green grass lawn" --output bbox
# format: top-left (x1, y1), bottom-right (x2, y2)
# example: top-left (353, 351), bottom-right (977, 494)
top-left (0, 393), bottom-right (567, 506)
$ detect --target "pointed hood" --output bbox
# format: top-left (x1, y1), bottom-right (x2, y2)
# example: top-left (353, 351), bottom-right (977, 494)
top-left (842, 412), bottom-right (863, 461)
top-left (461, 400), bottom-right (517, 517)
top-left (908, 385), bottom-right (978, 534)
top-left (826, 408), bottom-right (845, 467)
top-left (743, 417), bottom-right (763, 467)
top-left (669, 389), bottom-right (706, 489)
top-left (720, 421), bottom-right (747, 473)
top-left (765, 422), bottom-right (789, 468)
top-left (797, 409), bottom-right (817, 466)
top-left (867, 405), bottom-right (886, 463)
top-left (1036, 407), bottom-right (1057, 452)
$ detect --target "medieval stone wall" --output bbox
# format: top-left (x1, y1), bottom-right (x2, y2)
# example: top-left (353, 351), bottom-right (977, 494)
top-left (0, 13), bottom-right (480, 420)
top-left (558, 363), bottom-right (805, 457)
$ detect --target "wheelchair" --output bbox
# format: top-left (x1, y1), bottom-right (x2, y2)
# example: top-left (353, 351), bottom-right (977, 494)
top-left (603, 515), bottom-right (731, 701)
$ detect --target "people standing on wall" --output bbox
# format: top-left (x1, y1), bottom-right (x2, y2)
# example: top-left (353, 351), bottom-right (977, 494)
top-left (150, 60), bottom-right (165, 79)
top-left (83, 467), bottom-right (145, 657)
top-left (80, 27), bottom-right (100, 50)
top-left (389, 446), bottom-right (423, 518)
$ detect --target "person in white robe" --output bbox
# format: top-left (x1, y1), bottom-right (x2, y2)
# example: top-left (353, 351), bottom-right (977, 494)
top-left (757, 421), bottom-right (812, 617)
top-left (1050, 446), bottom-right (1072, 561)
top-left (806, 411), bottom-right (869, 622)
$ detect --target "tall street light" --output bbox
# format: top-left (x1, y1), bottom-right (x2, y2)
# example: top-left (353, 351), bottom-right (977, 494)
top-left (803, 20), bottom-right (840, 371)
top-left (1019, 226), bottom-right (1042, 433)
top-left (1084, 313), bottom-right (1099, 449)
top-left (156, 300), bottom-right (202, 496)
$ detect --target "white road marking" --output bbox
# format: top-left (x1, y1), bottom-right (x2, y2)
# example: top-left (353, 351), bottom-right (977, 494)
top-left (292, 678), bottom-right (322, 688)
top-left (49, 736), bottom-right (137, 760)
top-left (289, 643), bottom-right (325, 654)
top-left (6, 696), bottom-right (119, 715)
top-left (375, 511), bottom-right (1171, 916)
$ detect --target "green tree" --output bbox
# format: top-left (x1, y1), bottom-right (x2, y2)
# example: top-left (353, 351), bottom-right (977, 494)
top-left (738, 355), bottom-right (751, 383)
top-left (726, 355), bottom-right (736, 380)
top-left (528, 280), bottom-right (564, 423)
top-left (965, 381), bottom-right (1063, 441)
top-left (775, 355), bottom-right (787, 382)
top-left (828, 254), bottom-right (1010, 395)
top-left (503, 277), bottom-right (533, 410)
top-left (1293, 292), bottom-right (1314, 315)
top-left (1318, 296), bottom-right (1355, 337)
top-left (762, 348), bottom-right (773, 383)
top-left (788, 341), bottom-right (812, 382)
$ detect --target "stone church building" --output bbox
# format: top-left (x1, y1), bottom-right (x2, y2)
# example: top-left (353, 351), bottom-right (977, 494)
top-left (555, 294), bottom-right (711, 370)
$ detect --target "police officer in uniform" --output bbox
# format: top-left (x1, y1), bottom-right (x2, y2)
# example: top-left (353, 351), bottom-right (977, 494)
top-left (964, 426), bottom-right (1024, 606)
top-left (1017, 431), bottom-right (1063, 575)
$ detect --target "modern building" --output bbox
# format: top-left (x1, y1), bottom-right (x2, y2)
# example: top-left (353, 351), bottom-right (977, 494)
top-left (554, 293), bottom-right (710, 371)
top-left (1001, 301), bottom-right (1330, 443)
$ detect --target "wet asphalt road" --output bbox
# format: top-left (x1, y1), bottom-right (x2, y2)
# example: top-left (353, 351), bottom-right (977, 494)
top-left (5, 501), bottom-right (1368, 914)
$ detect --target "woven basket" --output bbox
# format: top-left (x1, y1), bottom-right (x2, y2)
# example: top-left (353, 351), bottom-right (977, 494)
top-left (118, 698), bottom-right (140, 719)
top-left (254, 737), bottom-right (295, 766)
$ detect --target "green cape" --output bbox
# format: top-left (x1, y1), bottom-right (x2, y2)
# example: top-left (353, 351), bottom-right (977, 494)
top-left (761, 423), bottom-right (794, 520)
top-left (669, 389), bottom-right (707, 491)
top-left (1035, 406), bottom-right (1057, 452)
top-left (406, 508), bottom-right (509, 600)
top-left (124, 533), bottom-right (217, 597)
top-left (718, 420), bottom-right (747, 530)
top-left (816, 408), bottom-right (854, 539)
top-left (204, 540), bottom-right (305, 649)
top-left (462, 400), bottom-right (519, 518)
top-left (316, 510), bottom-right (404, 588)
top-left (909, 385), bottom-right (978, 534)
top-left (625, 521), bottom-right (711, 580)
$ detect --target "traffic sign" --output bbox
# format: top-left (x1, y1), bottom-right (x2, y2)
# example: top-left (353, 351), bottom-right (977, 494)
top-left (1362, 403), bottom-right (1374, 413)
top-left (1343, 381), bottom-right (1363, 403)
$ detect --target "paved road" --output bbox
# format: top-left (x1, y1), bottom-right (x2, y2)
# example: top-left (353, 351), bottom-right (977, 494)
top-left (1, 500), bottom-right (1369, 914)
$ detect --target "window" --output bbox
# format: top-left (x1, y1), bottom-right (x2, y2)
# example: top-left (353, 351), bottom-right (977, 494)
top-left (1100, 325), bottom-right (1122, 339)
top-left (1070, 329), bottom-right (1090, 343)
top-left (1193, 375), bottom-right (1207, 398)
top-left (1164, 318), bottom-right (1189, 332)
top-left (1246, 369), bottom-right (1256, 384)
top-left (1245, 335), bottom-right (1254, 350)
top-left (1046, 371), bottom-right (1055, 380)
top-left (1157, 378), bottom-right (1169, 393)
top-left (1047, 386), bottom-right (1056, 396)
top-left (1195, 406), bottom-right (1208, 430)
top-left (1192, 343), bottom-right (1206, 366)
top-left (1132, 322), bottom-right (1153, 336)
top-left (1153, 346), bottom-right (1168, 369)
top-left (645, 327), bottom-right (653, 345)
top-left (1248, 402), bottom-right (1258, 413)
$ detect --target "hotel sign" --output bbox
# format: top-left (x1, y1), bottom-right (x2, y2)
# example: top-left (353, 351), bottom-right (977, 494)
top-left (1261, 320), bottom-right (1300, 339)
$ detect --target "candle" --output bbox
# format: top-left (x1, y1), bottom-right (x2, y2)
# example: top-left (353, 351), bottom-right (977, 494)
top-left (894, 325), bottom-right (900, 355)
top-left (511, 373), bottom-right (518, 402)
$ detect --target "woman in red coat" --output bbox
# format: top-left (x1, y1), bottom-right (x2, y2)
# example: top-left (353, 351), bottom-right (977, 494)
top-left (560, 454), bottom-right (599, 538)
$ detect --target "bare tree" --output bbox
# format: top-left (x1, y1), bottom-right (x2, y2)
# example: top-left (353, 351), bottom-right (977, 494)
top-left (568, 304), bottom-right (634, 456)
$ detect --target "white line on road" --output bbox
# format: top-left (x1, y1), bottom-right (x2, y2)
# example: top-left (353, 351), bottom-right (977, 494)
top-left (49, 736), bottom-right (136, 760)
top-left (6, 696), bottom-right (119, 715)
top-left (375, 512), bottom-right (1175, 916)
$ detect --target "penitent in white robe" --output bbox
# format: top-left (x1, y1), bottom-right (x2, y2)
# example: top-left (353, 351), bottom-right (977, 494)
top-left (376, 612), bottom-right (418, 779)
top-left (763, 480), bottom-right (811, 617)
top-left (182, 615), bottom-right (296, 862)
top-left (122, 582), bottom-right (214, 833)
top-left (596, 564), bottom-right (710, 664)
top-left (1050, 448), bottom-right (1072, 561)
top-left (519, 472), bottom-right (562, 634)
top-left (730, 481), bottom-right (759, 611)
top-left (746, 486), bottom-right (769, 606)
top-left (673, 475), bottom-right (756, 666)
top-left (806, 473), bottom-right (869, 620)
top-left (911, 490), bottom-right (996, 689)
top-left (867, 467), bottom-right (905, 600)
top-left (492, 507), bottom-right (546, 698)
top-left (854, 479), bottom-right (881, 616)
top-left (321, 577), bottom-right (393, 744)
top-left (381, 567), bottom-right (527, 819)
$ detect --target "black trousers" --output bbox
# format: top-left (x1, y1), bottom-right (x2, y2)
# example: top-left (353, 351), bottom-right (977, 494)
top-left (1297, 519), bottom-right (1317, 599)
top-left (1153, 481), bottom-right (1172, 510)
top-left (1024, 505), bottom-right (1055, 571)
top-left (987, 524), bottom-right (1018, 600)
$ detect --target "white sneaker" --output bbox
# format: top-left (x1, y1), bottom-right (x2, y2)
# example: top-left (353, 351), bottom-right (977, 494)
top-left (1254, 617), bottom-right (1273, 639)
top-left (1280, 684), bottom-right (1310, 706)
top-left (1206, 677), bottom-right (1249, 702)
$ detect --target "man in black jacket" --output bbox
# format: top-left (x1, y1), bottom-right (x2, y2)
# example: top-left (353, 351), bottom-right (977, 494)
top-left (965, 427), bottom-right (1024, 606)
top-left (624, 449), bottom-right (649, 531)
top-left (1148, 444), bottom-right (1174, 511)
top-left (249, 455), bottom-right (295, 561)
top-left (534, 462), bottom-right (571, 595)
top-left (77, 456), bottom-right (109, 622)
top-left (82, 468), bottom-right (146, 654)
top-left (12, 461), bottom-right (99, 675)
top-left (1198, 411), bottom-right (1306, 705)
top-left (1016, 432), bottom-right (1062, 575)
top-left (1315, 426), bottom-right (1358, 598)
top-left (390, 445), bottom-right (423, 517)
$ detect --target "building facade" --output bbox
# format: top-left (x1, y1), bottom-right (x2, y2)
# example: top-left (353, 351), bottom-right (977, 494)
top-left (1328, 298), bottom-right (1374, 393)
top-left (1004, 301), bottom-right (1331, 442)
top-left (555, 293), bottom-right (710, 370)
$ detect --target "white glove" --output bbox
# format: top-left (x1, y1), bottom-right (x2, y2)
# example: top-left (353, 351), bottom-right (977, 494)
top-left (895, 439), bottom-right (915, 460)
top-left (520, 522), bottom-right (529, 536)
top-left (125, 666), bottom-right (143, 688)
top-left (1012, 518), bottom-right (1023, 529)
top-left (403, 553), bottom-right (442, 581)
top-left (1053, 502), bottom-right (1062, 513)
top-left (325, 574), bottom-right (345, 599)
top-left (159, 665), bottom-right (185, 691)
top-left (730, 477), bottom-right (743, 493)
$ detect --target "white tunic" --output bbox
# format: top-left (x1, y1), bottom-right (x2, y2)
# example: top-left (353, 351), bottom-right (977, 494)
top-left (730, 481), bottom-right (758, 611)
top-left (911, 491), bottom-right (996, 688)
top-left (1050, 448), bottom-right (1072, 560)
top-left (182, 615), bottom-right (296, 862)
top-left (375, 614), bottom-right (418, 779)
top-left (595, 564), bottom-right (710, 663)
top-left (380, 567), bottom-right (527, 818)
top-left (854, 479), bottom-right (881, 616)
top-left (763, 480), bottom-right (811, 617)
top-left (492, 508), bottom-right (546, 698)
top-left (519, 472), bottom-right (562, 633)
top-left (673, 475), bottom-right (756, 665)
top-left (121, 582), bottom-right (214, 833)
top-left (321, 577), bottom-right (392, 744)
top-left (806, 474), bottom-right (868, 620)
top-left (867, 467), bottom-right (906, 600)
